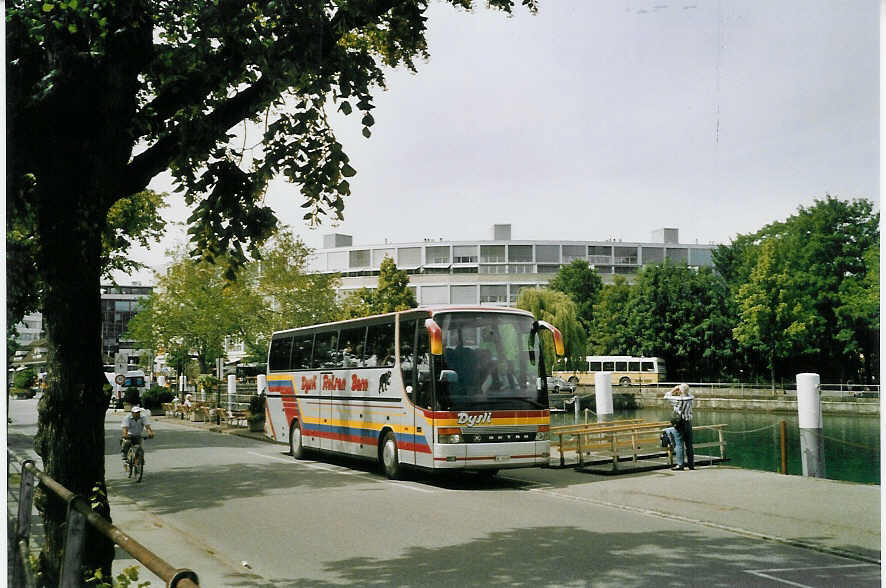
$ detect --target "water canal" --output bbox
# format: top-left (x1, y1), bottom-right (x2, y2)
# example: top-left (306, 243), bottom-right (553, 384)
top-left (552, 407), bottom-right (880, 485)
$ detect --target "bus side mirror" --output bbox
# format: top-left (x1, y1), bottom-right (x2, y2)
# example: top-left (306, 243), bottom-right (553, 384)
top-left (537, 320), bottom-right (565, 357)
top-left (425, 319), bottom-right (443, 356)
top-left (439, 370), bottom-right (458, 384)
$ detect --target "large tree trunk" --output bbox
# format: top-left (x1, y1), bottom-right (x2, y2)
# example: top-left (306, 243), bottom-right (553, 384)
top-left (33, 196), bottom-right (115, 584)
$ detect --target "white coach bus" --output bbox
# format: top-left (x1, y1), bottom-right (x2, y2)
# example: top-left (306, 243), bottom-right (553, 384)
top-left (265, 306), bottom-right (564, 478)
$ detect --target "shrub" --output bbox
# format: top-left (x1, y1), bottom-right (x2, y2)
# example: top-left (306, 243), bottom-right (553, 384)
top-left (14, 368), bottom-right (37, 391)
top-left (248, 394), bottom-right (266, 416)
top-left (140, 385), bottom-right (174, 411)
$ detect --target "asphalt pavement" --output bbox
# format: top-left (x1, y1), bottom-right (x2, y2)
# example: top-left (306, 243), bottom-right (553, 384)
top-left (7, 399), bottom-right (881, 587)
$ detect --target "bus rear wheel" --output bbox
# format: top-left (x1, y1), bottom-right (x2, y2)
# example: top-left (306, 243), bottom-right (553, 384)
top-left (568, 376), bottom-right (579, 385)
top-left (619, 376), bottom-right (632, 386)
top-left (380, 431), bottom-right (401, 480)
top-left (290, 420), bottom-right (305, 459)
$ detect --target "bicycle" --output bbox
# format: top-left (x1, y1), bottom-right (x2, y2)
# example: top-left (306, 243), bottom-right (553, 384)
top-left (122, 435), bottom-right (147, 482)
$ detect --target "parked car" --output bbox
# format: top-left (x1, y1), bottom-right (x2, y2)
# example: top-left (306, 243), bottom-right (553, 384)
top-left (547, 376), bottom-right (576, 393)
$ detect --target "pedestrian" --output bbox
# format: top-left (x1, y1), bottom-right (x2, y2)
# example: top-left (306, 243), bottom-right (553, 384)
top-left (664, 383), bottom-right (695, 470)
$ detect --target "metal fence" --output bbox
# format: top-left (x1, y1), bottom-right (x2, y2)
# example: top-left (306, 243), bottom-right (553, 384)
top-left (8, 451), bottom-right (200, 588)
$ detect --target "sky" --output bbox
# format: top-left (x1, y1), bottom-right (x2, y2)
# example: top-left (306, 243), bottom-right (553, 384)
top-left (122, 0), bottom-right (880, 284)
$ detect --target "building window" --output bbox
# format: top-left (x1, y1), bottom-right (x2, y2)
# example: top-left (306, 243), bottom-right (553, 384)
top-left (479, 265), bottom-right (507, 274)
top-left (480, 245), bottom-right (505, 263)
top-left (614, 266), bottom-right (637, 274)
top-left (508, 264), bottom-right (532, 274)
top-left (536, 264), bottom-right (560, 274)
top-left (641, 247), bottom-right (664, 264)
top-left (562, 245), bottom-right (585, 263)
top-left (372, 248), bottom-right (395, 267)
top-left (349, 249), bottom-right (370, 268)
top-left (507, 245), bottom-right (533, 262)
top-left (425, 246), bottom-right (450, 264)
top-left (453, 245), bottom-right (478, 263)
top-left (421, 285), bottom-right (449, 305)
top-left (422, 267), bottom-right (451, 275)
top-left (479, 285), bottom-right (507, 304)
top-left (614, 246), bottom-right (638, 264)
top-left (666, 248), bottom-right (688, 263)
top-left (398, 247), bottom-right (421, 267)
top-left (689, 248), bottom-right (713, 266)
top-left (509, 284), bottom-right (535, 303)
top-left (451, 285), bottom-right (477, 304)
top-left (535, 245), bottom-right (560, 263)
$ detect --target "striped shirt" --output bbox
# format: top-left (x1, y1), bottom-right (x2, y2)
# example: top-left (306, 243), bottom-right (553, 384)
top-left (664, 390), bottom-right (694, 421)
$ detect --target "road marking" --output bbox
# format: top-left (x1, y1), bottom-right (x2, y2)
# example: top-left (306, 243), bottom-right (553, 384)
top-left (744, 564), bottom-right (878, 587)
top-left (245, 451), bottom-right (436, 493)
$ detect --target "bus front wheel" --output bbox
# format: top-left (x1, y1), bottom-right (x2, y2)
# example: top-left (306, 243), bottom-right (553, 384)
top-left (568, 376), bottom-right (579, 385)
top-left (380, 431), bottom-right (401, 480)
top-left (290, 420), bottom-right (305, 459)
top-left (619, 376), bottom-right (632, 386)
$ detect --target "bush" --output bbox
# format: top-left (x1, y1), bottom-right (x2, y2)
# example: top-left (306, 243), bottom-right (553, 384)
top-left (248, 394), bottom-right (266, 416)
top-left (140, 385), bottom-right (174, 411)
top-left (14, 368), bottom-right (37, 391)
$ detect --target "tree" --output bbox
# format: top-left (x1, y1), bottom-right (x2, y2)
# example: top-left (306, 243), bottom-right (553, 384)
top-left (548, 259), bottom-right (603, 334)
top-left (587, 276), bottom-right (633, 355)
top-left (8, 1), bottom-right (536, 578)
top-left (732, 240), bottom-right (814, 389)
top-left (515, 288), bottom-right (586, 373)
top-left (341, 257), bottom-right (416, 318)
top-left (717, 195), bottom-right (879, 382)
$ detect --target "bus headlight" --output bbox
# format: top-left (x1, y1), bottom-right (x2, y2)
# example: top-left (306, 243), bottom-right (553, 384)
top-left (438, 427), bottom-right (463, 444)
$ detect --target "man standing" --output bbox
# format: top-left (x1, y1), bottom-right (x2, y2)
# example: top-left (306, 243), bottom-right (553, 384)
top-left (664, 383), bottom-right (695, 470)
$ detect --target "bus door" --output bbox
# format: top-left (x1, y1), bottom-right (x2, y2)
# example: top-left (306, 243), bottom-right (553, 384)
top-left (314, 331), bottom-right (338, 451)
top-left (402, 318), bottom-right (434, 468)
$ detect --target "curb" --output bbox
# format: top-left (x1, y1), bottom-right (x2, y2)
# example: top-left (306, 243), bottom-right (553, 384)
top-left (152, 415), bottom-right (285, 445)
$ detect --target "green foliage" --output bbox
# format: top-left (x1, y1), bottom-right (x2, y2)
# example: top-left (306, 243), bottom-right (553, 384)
top-left (719, 195), bottom-right (879, 382)
top-left (14, 367), bottom-right (37, 390)
top-left (140, 385), bottom-right (173, 411)
top-left (86, 565), bottom-right (149, 588)
top-left (548, 259), bottom-right (603, 333)
top-left (588, 265), bottom-right (737, 381)
top-left (340, 257), bottom-right (417, 318)
top-left (515, 288), bottom-right (586, 374)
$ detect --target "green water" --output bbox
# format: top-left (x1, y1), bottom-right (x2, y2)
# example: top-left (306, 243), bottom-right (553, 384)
top-left (552, 408), bottom-right (881, 485)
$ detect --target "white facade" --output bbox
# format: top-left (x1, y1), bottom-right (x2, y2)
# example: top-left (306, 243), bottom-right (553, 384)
top-left (307, 226), bottom-right (717, 306)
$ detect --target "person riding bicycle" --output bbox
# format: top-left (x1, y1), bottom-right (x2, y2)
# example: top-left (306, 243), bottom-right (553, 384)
top-left (121, 406), bottom-right (154, 469)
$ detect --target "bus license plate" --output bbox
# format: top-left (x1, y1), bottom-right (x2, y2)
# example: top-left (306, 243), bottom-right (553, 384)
top-left (495, 455), bottom-right (510, 462)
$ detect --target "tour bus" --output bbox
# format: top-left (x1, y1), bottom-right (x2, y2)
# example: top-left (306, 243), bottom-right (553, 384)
top-left (265, 306), bottom-right (564, 479)
top-left (554, 356), bottom-right (667, 387)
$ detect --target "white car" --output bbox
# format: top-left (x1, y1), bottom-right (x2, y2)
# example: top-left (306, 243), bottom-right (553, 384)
top-left (547, 376), bottom-right (576, 393)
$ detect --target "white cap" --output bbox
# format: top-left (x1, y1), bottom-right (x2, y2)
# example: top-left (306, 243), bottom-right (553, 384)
top-left (131, 406), bottom-right (143, 413)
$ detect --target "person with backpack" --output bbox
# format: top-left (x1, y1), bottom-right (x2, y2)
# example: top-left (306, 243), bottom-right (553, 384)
top-left (664, 383), bottom-right (695, 470)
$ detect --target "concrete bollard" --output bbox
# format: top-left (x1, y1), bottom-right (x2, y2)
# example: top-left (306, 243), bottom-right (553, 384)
top-left (257, 374), bottom-right (267, 396)
top-left (595, 372), bottom-right (614, 421)
top-left (228, 374), bottom-right (236, 412)
top-left (797, 373), bottom-right (825, 478)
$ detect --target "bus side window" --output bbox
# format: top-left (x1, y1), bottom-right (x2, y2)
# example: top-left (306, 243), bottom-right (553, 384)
top-left (269, 336), bottom-right (293, 372)
top-left (339, 326), bottom-right (366, 368)
top-left (312, 331), bottom-right (339, 369)
top-left (290, 334), bottom-right (313, 371)
top-left (399, 319), bottom-right (417, 401)
top-left (366, 321), bottom-right (395, 367)
top-left (629, 361), bottom-right (640, 371)
top-left (641, 361), bottom-right (653, 372)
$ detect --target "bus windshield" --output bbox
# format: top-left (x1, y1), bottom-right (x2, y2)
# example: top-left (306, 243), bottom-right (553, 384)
top-left (435, 312), bottom-right (546, 411)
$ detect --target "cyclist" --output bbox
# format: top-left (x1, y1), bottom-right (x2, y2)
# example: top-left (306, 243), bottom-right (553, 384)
top-left (121, 406), bottom-right (154, 470)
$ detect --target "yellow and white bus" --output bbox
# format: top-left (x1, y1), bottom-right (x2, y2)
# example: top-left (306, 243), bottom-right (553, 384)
top-left (266, 306), bottom-right (564, 478)
top-left (554, 356), bottom-right (667, 387)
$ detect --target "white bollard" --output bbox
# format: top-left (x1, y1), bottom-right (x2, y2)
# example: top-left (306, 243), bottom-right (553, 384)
top-left (157, 375), bottom-right (166, 388)
top-left (257, 374), bottom-right (267, 396)
top-left (595, 372), bottom-right (614, 421)
top-left (228, 374), bottom-right (236, 412)
top-left (796, 373), bottom-right (825, 478)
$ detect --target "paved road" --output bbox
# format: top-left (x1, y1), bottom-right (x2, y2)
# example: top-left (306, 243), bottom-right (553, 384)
top-left (7, 399), bottom-right (880, 587)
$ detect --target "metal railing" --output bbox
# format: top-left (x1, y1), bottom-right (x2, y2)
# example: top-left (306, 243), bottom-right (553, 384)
top-left (8, 451), bottom-right (200, 588)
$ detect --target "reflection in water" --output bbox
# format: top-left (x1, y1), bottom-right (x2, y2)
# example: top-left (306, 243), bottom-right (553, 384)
top-left (552, 407), bottom-right (880, 484)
